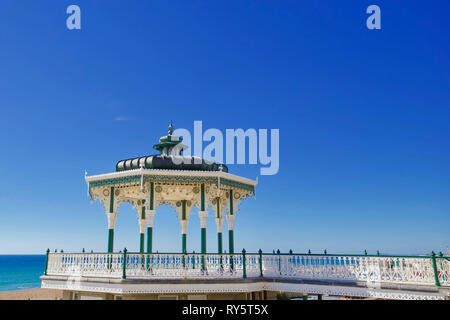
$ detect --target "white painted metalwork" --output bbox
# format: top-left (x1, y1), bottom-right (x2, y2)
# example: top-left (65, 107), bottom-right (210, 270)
top-left (47, 253), bottom-right (122, 278)
top-left (437, 257), bottom-right (450, 286)
top-left (45, 252), bottom-right (449, 288)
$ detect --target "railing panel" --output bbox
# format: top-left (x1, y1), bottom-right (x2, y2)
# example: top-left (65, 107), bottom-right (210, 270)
top-left (437, 257), bottom-right (450, 286)
top-left (260, 254), bottom-right (437, 285)
top-left (47, 253), bottom-right (122, 278)
top-left (122, 253), bottom-right (243, 279)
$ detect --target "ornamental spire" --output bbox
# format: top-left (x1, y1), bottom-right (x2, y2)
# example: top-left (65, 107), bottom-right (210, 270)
top-left (168, 120), bottom-right (174, 136)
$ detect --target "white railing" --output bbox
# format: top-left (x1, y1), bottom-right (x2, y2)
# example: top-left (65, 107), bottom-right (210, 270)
top-left (45, 251), bottom-right (450, 287)
top-left (437, 257), bottom-right (450, 286)
top-left (46, 253), bottom-right (123, 278)
top-left (263, 255), bottom-right (437, 285)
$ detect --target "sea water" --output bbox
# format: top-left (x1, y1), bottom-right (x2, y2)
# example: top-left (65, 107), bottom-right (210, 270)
top-left (0, 255), bottom-right (45, 291)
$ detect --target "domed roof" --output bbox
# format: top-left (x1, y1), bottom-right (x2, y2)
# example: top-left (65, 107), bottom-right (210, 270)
top-left (116, 155), bottom-right (228, 172)
top-left (116, 121), bottom-right (228, 173)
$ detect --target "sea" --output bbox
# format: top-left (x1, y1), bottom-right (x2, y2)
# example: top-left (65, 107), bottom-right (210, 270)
top-left (0, 255), bottom-right (46, 292)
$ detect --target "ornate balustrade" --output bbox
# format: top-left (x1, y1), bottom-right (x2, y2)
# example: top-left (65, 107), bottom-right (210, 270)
top-left (44, 250), bottom-right (450, 287)
top-left (437, 256), bottom-right (450, 286)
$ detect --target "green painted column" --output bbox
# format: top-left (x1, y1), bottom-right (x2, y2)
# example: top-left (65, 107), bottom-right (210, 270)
top-left (44, 248), bottom-right (50, 275)
top-left (180, 199), bottom-right (188, 268)
top-left (199, 184), bottom-right (207, 270)
top-left (227, 189), bottom-right (236, 271)
top-left (216, 197), bottom-right (223, 270)
top-left (217, 197), bottom-right (223, 253)
top-left (229, 230), bottom-right (234, 254)
top-left (228, 189), bottom-right (234, 255)
top-left (147, 182), bottom-right (155, 254)
top-left (431, 251), bottom-right (441, 287)
top-left (181, 200), bottom-right (187, 254)
top-left (139, 205), bottom-right (146, 253)
top-left (201, 229), bottom-right (206, 254)
top-left (182, 233), bottom-right (187, 253)
top-left (147, 227), bottom-right (153, 253)
top-left (201, 184), bottom-right (205, 211)
top-left (218, 233), bottom-right (223, 253)
top-left (107, 186), bottom-right (115, 253)
top-left (139, 233), bottom-right (145, 253)
top-left (108, 229), bottom-right (114, 252)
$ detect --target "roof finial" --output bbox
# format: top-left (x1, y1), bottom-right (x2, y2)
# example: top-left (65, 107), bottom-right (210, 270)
top-left (168, 120), bottom-right (174, 135)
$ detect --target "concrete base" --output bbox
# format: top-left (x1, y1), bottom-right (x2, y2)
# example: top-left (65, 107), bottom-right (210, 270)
top-left (41, 275), bottom-right (449, 300)
top-left (63, 291), bottom-right (275, 300)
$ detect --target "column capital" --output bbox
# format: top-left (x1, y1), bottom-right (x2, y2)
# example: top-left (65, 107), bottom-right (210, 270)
top-left (199, 210), bottom-right (208, 228)
top-left (138, 219), bottom-right (146, 234)
top-left (180, 219), bottom-right (188, 234)
top-left (226, 214), bottom-right (235, 231)
top-left (106, 211), bottom-right (118, 229)
top-left (215, 217), bottom-right (224, 233)
top-left (145, 210), bottom-right (156, 227)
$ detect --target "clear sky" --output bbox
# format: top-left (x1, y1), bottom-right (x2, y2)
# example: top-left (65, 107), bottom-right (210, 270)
top-left (0, 1), bottom-right (449, 255)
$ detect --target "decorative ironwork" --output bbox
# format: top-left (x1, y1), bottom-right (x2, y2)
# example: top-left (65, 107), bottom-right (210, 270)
top-left (45, 252), bottom-right (449, 288)
top-left (89, 175), bottom-right (255, 194)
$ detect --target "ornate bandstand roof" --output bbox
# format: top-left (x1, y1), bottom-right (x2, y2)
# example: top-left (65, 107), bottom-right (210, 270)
top-left (85, 122), bottom-right (257, 213)
top-left (116, 120), bottom-right (229, 173)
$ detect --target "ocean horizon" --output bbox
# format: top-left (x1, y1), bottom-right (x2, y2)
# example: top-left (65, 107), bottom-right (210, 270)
top-left (0, 255), bottom-right (45, 292)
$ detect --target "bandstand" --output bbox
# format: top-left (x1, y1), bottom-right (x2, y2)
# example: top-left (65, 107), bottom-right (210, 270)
top-left (40, 123), bottom-right (450, 300)
top-left (89, 122), bottom-right (255, 265)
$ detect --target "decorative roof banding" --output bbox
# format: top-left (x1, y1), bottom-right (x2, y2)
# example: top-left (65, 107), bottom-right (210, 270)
top-left (116, 155), bottom-right (228, 173)
top-left (86, 169), bottom-right (256, 193)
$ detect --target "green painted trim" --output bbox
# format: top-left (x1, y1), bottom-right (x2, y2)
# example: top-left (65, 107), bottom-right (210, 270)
top-left (141, 205), bottom-right (145, 219)
top-left (220, 178), bottom-right (255, 193)
top-left (229, 230), bottom-right (234, 254)
top-left (150, 182), bottom-right (154, 210)
top-left (89, 176), bottom-right (141, 190)
top-left (242, 249), bottom-right (247, 279)
top-left (122, 248), bottom-right (127, 279)
top-left (146, 227), bottom-right (153, 254)
top-left (258, 249), bottom-right (263, 277)
top-left (218, 232), bottom-right (223, 254)
top-left (218, 232), bottom-right (223, 269)
top-left (139, 233), bottom-right (145, 253)
top-left (146, 175), bottom-right (217, 185)
top-left (201, 184), bottom-right (205, 211)
top-left (201, 228), bottom-right (206, 271)
top-left (431, 252), bottom-right (441, 286)
top-left (229, 190), bottom-right (234, 215)
top-left (44, 249), bottom-right (50, 276)
top-left (182, 233), bottom-right (187, 268)
top-left (217, 197), bottom-right (220, 218)
top-left (201, 228), bottom-right (207, 254)
top-left (48, 251), bottom-right (445, 260)
top-left (181, 199), bottom-right (187, 262)
top-left (260, 252), bottom-right (433, 259)
top-left (182, 200), bottom-right (186, 220)
top-left (107, 229), bottom-right (114, 253)
top-left (182, 234), bottom-right (187, 254)
top-left (278, 250), bottom-right (281, 273)
top-left (109, 187), bottom-right (114, 213)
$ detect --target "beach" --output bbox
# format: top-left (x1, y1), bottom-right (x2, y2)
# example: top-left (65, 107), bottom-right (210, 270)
top-left (0, 288), bottom-right (63, 300)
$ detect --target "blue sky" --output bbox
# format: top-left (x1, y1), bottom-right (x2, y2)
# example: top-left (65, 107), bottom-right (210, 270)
top-left (0, 1), bottom-right (449, 255)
